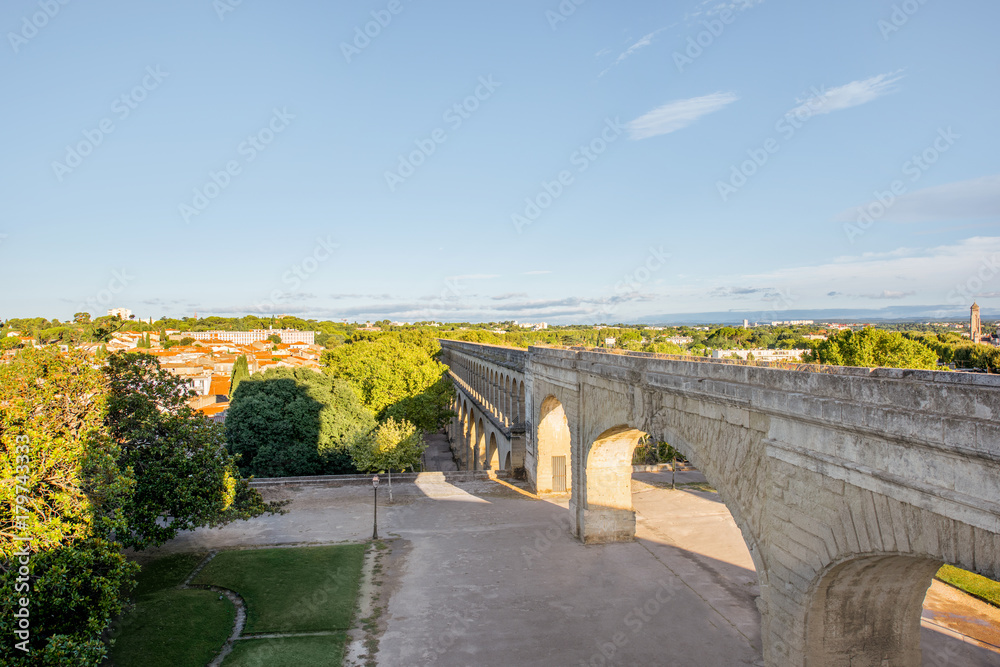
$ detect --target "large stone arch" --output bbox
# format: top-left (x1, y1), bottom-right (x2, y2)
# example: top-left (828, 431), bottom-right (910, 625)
top-left (536, 395), bottom-right (572, 496)
top-left (803, 555), bottom-right (940, 666)
top-left (580, 425), bottom-right (646, 544)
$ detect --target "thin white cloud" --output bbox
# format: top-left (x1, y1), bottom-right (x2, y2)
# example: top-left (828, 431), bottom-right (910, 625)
top-left (859, 290), bottom-right (915, 300)
top-left (788, 71), bottom-right (903, 118)
top-left (836, 174), bottom-right (1000, 224)
top-left (720, 236), bottom-right (1000, 306)
top-left (599, 29), bottom-right (667, 77)
top-left (627, 92), bottom-right (739, 140)
top-left (686, 0), bottom-right (764, 23)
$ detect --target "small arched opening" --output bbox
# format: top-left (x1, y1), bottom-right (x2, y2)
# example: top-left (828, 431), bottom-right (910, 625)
top-left (488, 432), bottom-right (500, 470)
top-left (536, 395), bottom-right (572, 495)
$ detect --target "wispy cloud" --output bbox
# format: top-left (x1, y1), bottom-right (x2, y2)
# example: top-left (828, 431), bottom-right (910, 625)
top-left (788, 71), bottom-right (903, 118)
top-left (599, 28), bottom-right (667, 77)
top-left (627, 92), bottom-right (739, 140)
top-left (835, 174), bottom-right (1000, 224)
top-left (709, 286), bottom-right (783, 299)
top-left (686, 0), bottom-right (765, 23)
top-left (859, 290), bottom-right (914, 300)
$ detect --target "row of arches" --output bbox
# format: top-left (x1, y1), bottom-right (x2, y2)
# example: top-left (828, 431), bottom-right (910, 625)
top-left (449, 393), bottom-right (511, 472)
top-left (449, 353), bottom-right (526, 427)
top-left (532, 388), bottom-right (999, 666)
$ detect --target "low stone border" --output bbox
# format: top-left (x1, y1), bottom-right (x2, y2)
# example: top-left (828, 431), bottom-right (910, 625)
top-left (250, 470), bottom-right (510, 488)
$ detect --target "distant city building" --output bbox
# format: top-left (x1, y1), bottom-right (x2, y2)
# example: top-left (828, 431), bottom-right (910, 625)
top-left (770, 320), bottom-right (813, 326)
top-left (743, 319), bottom-right (749, 328)
top-left (712, 348), bottom-right (805, 362)
top-left (107, 308), bottom-right (133, 320)
top-left (666, 336), bottom-right (693, 345)
top-left (184, 329), bottom-right (316, 345)
top-left (971, 303), bottom-right (982, 344)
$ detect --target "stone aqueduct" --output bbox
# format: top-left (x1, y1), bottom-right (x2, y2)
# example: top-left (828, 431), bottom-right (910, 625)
top-left (438, 339), bottom-right (1000, 667)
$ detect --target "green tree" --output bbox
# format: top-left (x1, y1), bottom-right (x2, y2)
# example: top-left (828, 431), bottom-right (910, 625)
top-left (0, 348), bottom-right (138, 666)
top-left (226, 368), bottom-right (376, 477)
top-left (806, 327), bottom-right (939, 369)
top-left (230, 354), bottom-right (250, 398)
top-left (268, 334), bottom-right (282, 345)
top-left (349, 417), bottom-right (425, 474)
top-left (103, 353), bottom-right (277, 549)
top-left (322, 332), bottom-right (452, 429)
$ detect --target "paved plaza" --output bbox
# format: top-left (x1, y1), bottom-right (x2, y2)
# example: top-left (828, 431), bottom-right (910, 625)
top-left (145, 473), bottom-right (1000, 666)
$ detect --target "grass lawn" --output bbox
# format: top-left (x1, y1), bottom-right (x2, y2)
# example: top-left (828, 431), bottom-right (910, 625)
top-left (222, 635), bottom-right (347, 666)
top-left (193, 544), bottom-right (366, 633)
top-left (937, 564), bottom-right (1000, 607)
top-left (111, 553), bottom-right (235, 667)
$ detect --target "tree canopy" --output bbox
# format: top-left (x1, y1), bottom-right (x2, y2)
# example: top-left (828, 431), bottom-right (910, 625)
top-left (321, 331), bottom-right (453, 431)
top-left (0, 348), bottom-right (278, 666)
top-left (806, 327), bottom-right (939, 369)
top-left (226, 367), bottom-right (376, 477)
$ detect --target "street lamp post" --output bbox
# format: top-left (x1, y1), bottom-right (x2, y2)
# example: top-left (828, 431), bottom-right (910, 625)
top-left (372, 475), bottom-right (380, 540)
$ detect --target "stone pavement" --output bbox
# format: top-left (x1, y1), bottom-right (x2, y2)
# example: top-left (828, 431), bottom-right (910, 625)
top-left (142, 473), bottom-right (1000, 666)
top-left (422, 430), bottom-right (458, 472)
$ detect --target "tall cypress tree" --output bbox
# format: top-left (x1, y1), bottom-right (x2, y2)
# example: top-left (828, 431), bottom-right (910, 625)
top-left (230, 355), bottom-right (250, 399)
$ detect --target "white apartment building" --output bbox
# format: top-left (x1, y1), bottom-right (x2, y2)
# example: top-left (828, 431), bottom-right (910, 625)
top-left (184, 329), bottom-right (316, 345)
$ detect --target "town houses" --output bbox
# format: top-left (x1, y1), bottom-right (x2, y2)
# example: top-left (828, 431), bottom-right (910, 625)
top-left (82, 329), bottom-right (323, 422)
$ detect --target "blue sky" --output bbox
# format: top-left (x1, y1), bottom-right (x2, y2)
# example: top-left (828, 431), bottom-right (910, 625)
top-left (2, 0), bottom-right (998, 324)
